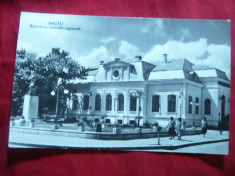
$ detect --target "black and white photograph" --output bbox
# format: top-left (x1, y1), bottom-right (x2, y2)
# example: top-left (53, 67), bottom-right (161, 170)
top-left (8, 12), bottom-right (231, 155)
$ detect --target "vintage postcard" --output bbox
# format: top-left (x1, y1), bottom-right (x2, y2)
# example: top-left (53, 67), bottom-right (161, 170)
top-left (9, 12), bottom-right (231, 154)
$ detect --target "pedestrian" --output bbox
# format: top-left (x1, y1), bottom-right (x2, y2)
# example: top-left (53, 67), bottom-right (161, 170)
top-left (175, 117), bottom-right (183, 140)
top-left (166, 117), bottom-right (175, 139)
top-left (218, 119), bottom-right (223, 135)
top-left (19, 116), bottom-right (26, 126)
top-left (182, 121), bottom-right (186, 131)
top-left (154, 121), bottom-right (161, 145)
top-left (201, 117), bottom-right (208, 137)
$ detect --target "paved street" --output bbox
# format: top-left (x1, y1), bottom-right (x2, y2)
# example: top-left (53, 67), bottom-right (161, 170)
top-left (8, 129), bottom-right (229, 154)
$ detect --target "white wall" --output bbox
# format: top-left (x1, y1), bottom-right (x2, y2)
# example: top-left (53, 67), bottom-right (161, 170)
top-left (146, 83), bottom-right (182, 126)
top-left (89, 82), bottom-right (146, 125)
top-left (71, 77), bottom-right (229, 128)
top-left (201, 80), bottom-right (220, 126)
top-left (184, 83), bottom-right (202, 126)
top-left (146, 81), bottom-right (203, 127)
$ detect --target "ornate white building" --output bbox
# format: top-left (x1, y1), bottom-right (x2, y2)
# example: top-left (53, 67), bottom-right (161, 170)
top-left (67, 54), bottom-right (230, 127)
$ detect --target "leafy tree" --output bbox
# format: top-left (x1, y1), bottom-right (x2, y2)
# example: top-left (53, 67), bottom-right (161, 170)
top-left (11, 49), bottom-right (38, 115)
top-left (11, 48), bottom-right (88, 116)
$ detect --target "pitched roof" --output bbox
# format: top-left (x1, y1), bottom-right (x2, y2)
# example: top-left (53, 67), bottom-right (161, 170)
top-left (216, 69), bottom-right (229, 80)
top-left (152, 59), bottom-right (192, 72)
top-left (193, 65), bottom-right (229, 80)
top-left (193, 65), bottom-right (213, 70)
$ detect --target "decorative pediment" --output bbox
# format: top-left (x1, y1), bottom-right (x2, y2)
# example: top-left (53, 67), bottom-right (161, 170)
top-left (103, 60), bottom-right (133, 68)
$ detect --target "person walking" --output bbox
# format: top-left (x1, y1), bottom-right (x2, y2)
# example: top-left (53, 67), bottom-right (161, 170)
top-left (218, 119), bottom-right (223, 135)
top-left (175, 117), bottom-right (183, 140)
top-left (166, 117), bottom-right (175, 139)
top-left (201, 117), bottom-right (208, 137)
top-left (182, 121), bottom-right (186, 131)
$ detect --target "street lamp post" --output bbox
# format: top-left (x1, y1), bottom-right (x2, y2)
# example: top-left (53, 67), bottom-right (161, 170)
top-left (195, 101), bottom-right (199, 127)
top-left (51, 84), bottom-right (69, 129)
top-left (132, 90), bottom-right (144, 127)
top-left (190, 99), bottom-right (199, 127)
top-left (190, 101), bottom-right (194, 127)
top-left (179, 92), bottom-right (183, 118)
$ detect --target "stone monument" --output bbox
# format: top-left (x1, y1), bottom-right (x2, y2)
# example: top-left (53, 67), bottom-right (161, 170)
top-left (22, 74), bottom-right (39, 123)
top-left (22, 95), bottom-right (39, 122)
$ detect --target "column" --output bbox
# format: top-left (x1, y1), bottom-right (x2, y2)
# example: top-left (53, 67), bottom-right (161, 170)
top-left (111, 67), bottom-right (113, 81)
top-left (142, 93), bottom-right (147, 124)
top-left (89, 94), bottom-right (92, 113)
top-left (102, 91), bottom-right (105, 113)
top-left (125, 91), bottom-right (129, 114)
top-left (112, 92), bottom-right (116, 112)
top-left (90, 92), bottom-right (94, 114)
top-left (121, 67), bottom-right (123, 81)
top-left (136, 96), bottom-right (140, 116)
top-left (127, 67), bottom-right (130, 81)
top-left (183, 84), bottom-right (187, 119)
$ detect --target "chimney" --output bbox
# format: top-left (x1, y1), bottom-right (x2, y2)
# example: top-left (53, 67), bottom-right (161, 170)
top-left (163, 54), bottom-right (167, 63)
top-left (135, 55), bottom-right (142, 61)
top-left (100, 61), bottom-right (104, 65)
top-left (115, 58), bottom-right (120, 62)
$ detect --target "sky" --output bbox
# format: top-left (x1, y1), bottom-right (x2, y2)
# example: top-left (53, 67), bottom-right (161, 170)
top-left (17, 12), bottom-right (231, 78)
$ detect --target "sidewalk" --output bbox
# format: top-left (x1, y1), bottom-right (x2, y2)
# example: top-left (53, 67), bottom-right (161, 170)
top-left (8, 130), bottom-right (229, 151)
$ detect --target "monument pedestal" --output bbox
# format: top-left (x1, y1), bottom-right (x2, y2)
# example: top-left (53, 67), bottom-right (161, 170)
top-left (22, 95), bottom-right (39, 123)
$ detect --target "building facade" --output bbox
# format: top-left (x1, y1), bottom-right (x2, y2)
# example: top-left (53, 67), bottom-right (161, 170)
top-left (67, 54), bottom-right (230, 127)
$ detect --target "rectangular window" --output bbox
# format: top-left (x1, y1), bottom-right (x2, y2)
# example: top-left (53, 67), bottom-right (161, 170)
top-left (168, 95), bottom-right (176, 112)
top-left (117, 120), bottom-right (123, 124)
top-left (105, 119), bottom-right (111, 123)
top-left (152, 95), bottom-right (160, 112)
top-left (129, 120), bottom-right (135, 125)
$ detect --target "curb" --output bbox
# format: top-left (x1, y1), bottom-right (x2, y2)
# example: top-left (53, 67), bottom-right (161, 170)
top-left (10, 127), bottom-right (203, 140)
top-left (9, 139), bottom-right (229, 150)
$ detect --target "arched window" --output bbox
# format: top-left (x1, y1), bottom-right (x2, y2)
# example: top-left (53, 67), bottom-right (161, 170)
top-left (118, 94), bottom-right (124, 111)
top-left (106, 94), bottom-right (112, 111)
top-left (83, 95), bottom-right (89, 110)
top-left (188, 96), bottom-right (193, 113)
top-left (130, 93), bottom-right (137, 111)
top-left (152, 95), bottom-right (160, 112)
top-left (168, 95), bottom-right (176, 112)
top-left (95, 94), bottom-right (101, 111)
top-left (204, 99), bottom-right (211, 115)
top-left (72, 95), bottom-right (78, 110)
top-left (195, 97), bottom-right (199, 114)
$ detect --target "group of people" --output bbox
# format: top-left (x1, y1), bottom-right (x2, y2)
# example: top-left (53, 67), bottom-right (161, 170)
top-left (166, 117), bottom-right (185, 140)
top-left (166, 116), bottom-right (208, 140)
